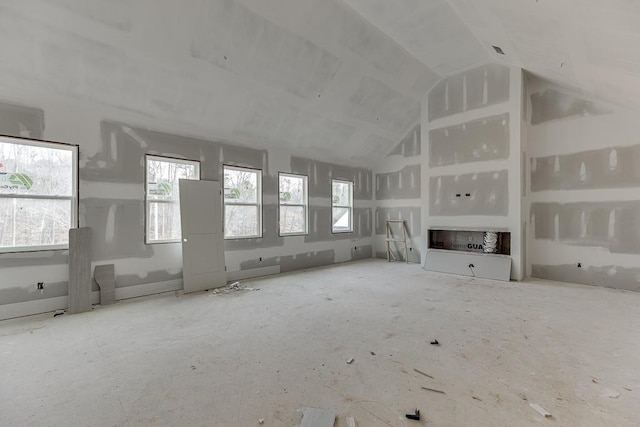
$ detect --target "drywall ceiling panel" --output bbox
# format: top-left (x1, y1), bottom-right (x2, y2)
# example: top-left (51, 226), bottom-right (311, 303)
top-left (0, 0), bottom-right (439, 165)
top-left (341, 0), bottom-right (490, 75)
top-left (446, 0), bottom-right (640, 111)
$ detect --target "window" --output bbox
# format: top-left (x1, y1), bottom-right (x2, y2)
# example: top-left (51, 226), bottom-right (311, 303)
top-left (223, 165), bottom-right (262, 238)
top-left (0, 136), bottom-right (78, 252)
top-left (145, 155), bottom-right (200, 243)
top-left (332, 179), bottom-right (353, 233)
top-left (279, 173), bottom-right (308, 236)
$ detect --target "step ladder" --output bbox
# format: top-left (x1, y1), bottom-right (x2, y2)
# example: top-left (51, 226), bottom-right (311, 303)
top-left (385, 219), bottom-right (409, 263)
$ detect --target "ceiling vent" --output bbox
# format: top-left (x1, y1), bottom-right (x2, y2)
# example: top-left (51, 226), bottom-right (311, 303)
top-left (492, 45), bottom-right (505, 55)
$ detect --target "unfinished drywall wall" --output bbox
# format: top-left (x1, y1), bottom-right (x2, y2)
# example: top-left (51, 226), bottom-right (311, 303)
top-left (428, 63), bottom-right (510, 122)
top-left (423, 63), bottom-right (524, 280)
top-left (373, 124), bottom-right (423, 264)
top-left (429, 113), bottom-right (510, 167)
top-left (429, 170), bottom-right (509, 216)
top-left (0, 97), bottom-right (374, 319)
top-left (531, 145), bottom-right (640, 191)
top-left (526, 76), bottom-right (640, 290)
top-left (375, 165), bottom-right (420, 200)
top-left (0, 103), bottom-right (44, 139)
top-left (387, 124), bottom-right (420, 157)
top-left (531, 201), bottom-right (640, 254)
top-left (530, 89), bottom-right (610, 125)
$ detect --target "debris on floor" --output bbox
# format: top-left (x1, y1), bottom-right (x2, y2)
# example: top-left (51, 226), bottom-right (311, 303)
top-left (529, 403), bottom-right (552, 418)
top-left (602, 389), bottom-right (620, 399)
top-left (518, 393), bottom-right (528, 401)
top-left (421, 386), bottom-right (445, 394)
top-left (370, 351), bottom-right (375, 356)
top-left (299, 408), bottom-right (336, 427)
top-left (346, 357), bottom-right (354, 364)
top-left (405, 409), bottom-right (420, 421)
top-left (53, 310), bottom-right (64, 318)
top-left (258, 418), bottom-right (264, 424)
top-left (413, 368), bottom-right (434, 379)
top-left (430, 339), bottom-right (439, 345)
top-left (472, 396), bottom-right (482, 401)
top-left (207, 281), bottom-right (260, 296)
top-left (346, 416), bottom-right (356, 427)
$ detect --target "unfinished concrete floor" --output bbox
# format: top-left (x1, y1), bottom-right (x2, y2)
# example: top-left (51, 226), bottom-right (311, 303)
top-left (1, 259), bottom-right (639, 426)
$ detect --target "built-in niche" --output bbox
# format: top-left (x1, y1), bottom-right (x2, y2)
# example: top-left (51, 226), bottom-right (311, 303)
top-left (428, 228), bottom-right (510, 255)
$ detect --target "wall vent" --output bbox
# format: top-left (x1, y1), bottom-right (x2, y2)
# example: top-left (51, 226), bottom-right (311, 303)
top-left (492, 45), bottom-right (505, 55)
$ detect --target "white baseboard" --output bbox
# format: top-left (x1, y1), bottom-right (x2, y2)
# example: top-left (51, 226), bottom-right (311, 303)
top-left (0, 279), bottom-right (183, 321)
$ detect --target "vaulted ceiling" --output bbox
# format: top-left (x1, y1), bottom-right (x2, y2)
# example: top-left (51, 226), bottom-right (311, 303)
top-left (346, 0), bottom-right (640, 112)
top-left (0, 0), bottom-right (637, 165)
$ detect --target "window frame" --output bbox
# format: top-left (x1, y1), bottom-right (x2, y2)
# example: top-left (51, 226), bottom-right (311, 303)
top-left (222, 164), bottom-right (263, 240)
top-left (144, 154), bottom-right (201, 245)
top-left (0, 135), bottom-right (79, 254)
top-left (331, 179), bottom-right (354, 234)
top-left (278, 172), bottom-right (309, 237)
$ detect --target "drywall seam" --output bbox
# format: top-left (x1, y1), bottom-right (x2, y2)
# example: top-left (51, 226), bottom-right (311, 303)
top-left (531, 144), bottom-right (640, 191)
top-left (429, 170), bottom-right (509, 216)
top-left (429, 113), bottom-right (509, 167)
top-left (428, 63), bottom-right (510, 122)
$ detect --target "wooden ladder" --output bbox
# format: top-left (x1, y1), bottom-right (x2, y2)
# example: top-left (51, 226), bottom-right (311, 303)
top-left (385, 220), bottom-right (409, 263)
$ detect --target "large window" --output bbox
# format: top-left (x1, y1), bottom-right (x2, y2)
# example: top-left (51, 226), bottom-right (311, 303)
top-left (223, 165), bottom-right (262, 239)
top-left (279, 173), bottom-right (308, 236)
top-left (0, 136), bottom-right (77, 252)
top-left (331, 179), bottom-right (353, 233)
top-left (145, 155), bottom-right (200, 243)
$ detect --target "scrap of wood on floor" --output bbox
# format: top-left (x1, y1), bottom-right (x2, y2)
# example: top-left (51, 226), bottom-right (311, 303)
top-left (299, 408), bottom-right (336, 427)
top-left (529, 403), bottom-right (552, 418)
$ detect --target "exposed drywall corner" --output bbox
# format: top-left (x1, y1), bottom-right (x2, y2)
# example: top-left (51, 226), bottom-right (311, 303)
top-left (373, 123), bottom-right (423, 263)
top-left (375, 164), bottom-right (420, 200)
top-left (386, 123), bottom-right (421, 157)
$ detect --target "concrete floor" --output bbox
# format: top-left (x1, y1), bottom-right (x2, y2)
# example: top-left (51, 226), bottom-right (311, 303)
top-left (1, 259), bottom-right (639, 426)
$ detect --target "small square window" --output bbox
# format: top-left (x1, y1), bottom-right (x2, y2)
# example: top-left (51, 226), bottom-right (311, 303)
top-left (332, 179), bottom-right (353, 233)
top-left (279, 173), bottom-right (308, 236)
top-left (223, 165), bottom-right (262, 239)
top-left (145, 155), bottom-right (200, 243)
